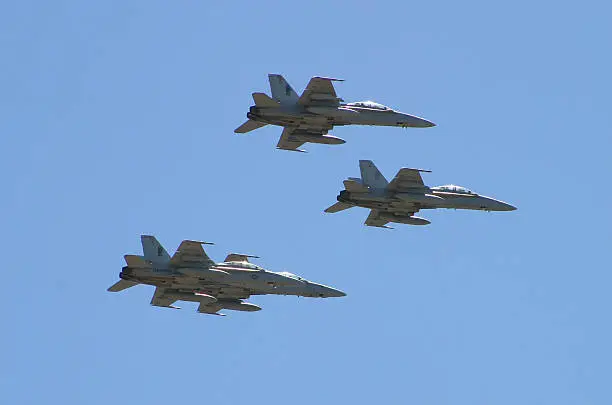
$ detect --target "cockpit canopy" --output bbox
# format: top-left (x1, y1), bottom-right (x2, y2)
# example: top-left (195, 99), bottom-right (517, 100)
top-left (431, 184), bottom-right (475, 194)
top-left (278, 271), bottom-right (306, 281)
top-left (223, 261), bottom-right (264, 270)
top-left (346, 100), bottom-right (392, 111)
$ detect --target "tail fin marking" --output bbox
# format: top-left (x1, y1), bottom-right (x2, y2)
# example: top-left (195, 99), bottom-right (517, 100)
top-left (141, 235), bottom-right (170, 264)
top-left (359, 160), bottom-right (389, 189)
top-left (268, 74), bottom-right (299, 105)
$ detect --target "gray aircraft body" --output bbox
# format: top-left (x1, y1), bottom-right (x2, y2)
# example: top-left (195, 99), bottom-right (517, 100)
top-left (325, 160), bottom-right (516, 228)
top-left (235, 74), bottom-right (435, 152)
top-left (108, 235), bottom-right (345, 316)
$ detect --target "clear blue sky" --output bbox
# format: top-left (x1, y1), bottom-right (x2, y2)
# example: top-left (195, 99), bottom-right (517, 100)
top-left (2, 1), bottom-right (611, 404)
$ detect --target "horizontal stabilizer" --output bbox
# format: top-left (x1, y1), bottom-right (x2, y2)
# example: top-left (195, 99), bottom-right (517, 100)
top-left (324, 202), bottom-right (353, 213)
top-left (124, 255), bottom-right (150, 267)
top-left (107, 279), bottom-right (138, 292)
top-left (252, 92), bottom-right (279, 107)
top-left (235, 119), bottom-right (267, 134)
top-left (343, 179), bottom-right (369, 193)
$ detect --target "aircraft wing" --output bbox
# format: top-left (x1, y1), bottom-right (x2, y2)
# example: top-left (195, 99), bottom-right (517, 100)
top-left (298, 76), bottom-right (344, 107)
top-left (170, 240), bottom-right (215, 267)
top-left (277, 127), bottom-right (307, 152)
top-left (150, 287), bottom-right (179, 308)
top-left (387, 168), bottom-right (431, 191)
top-left (224, 253), bottom-right (259, 263)
top-left (364, 210), bottom-right (391, 228)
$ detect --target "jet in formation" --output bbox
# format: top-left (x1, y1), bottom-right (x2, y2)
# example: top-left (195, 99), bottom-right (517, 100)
top-left (235, 74), bottom-right (435, 152)
top-left (325, 160), bottom-right (516, 228)
top-left (108, 235), bottom-right (345, 316)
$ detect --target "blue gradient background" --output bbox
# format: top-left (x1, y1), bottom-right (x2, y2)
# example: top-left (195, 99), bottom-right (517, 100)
top-left (2, 1), bottom-right (610, 404)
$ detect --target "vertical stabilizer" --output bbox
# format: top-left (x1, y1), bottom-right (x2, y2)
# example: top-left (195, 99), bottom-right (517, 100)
top-left (268, 74), bottom-right (299, 105)
top-left (141, 235), bottom-right (171, 263)
top-left (359, 160), bottom-right (389, 189)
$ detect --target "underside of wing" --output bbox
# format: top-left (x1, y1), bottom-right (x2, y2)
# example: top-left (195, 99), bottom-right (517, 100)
top-left (276, 127), bottom-right (307, 152)
top-left (364, 210), bottom-right (392, 228)
top-left (170, 240), bottom-right (215, 267)
top-left (151, 287), bottom-right (179, 308)
top-left (387, 168), bottom-right (430, 191)
top-left (298, 76), bottom-right (344, 107)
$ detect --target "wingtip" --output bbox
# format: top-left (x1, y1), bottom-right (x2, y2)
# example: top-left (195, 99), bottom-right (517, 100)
top-left (184, 240), bottom-right (215, 245)
top-left (313, 76), bottom-right (345, 82)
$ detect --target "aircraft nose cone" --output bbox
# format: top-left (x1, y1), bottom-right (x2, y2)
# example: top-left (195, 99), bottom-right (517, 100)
top-left (314, 284), bottom-right (346, 298)
top-left (330, 288), bottom-right (347, 297)
top-left (418, 118), bottom-right (436, 128)
top-left (496, 201), bottom-right (517, 211)
top-left (401, 114), bottom-right (436, 128)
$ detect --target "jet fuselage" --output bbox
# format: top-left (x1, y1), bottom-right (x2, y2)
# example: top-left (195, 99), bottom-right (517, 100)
top-left (118, 263), bottom-right (345, 298)
top-left (248, 103), bottom-right (435, 131)
top-left (338, 189), bottom-right (516, 213)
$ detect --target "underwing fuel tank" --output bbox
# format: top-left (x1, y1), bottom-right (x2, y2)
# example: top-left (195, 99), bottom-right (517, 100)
top-left (378, 213), bottom-right (431, 226)
top-left (219, 301), bottom-right (262, 312)
top-left (166, 291), bottom-right (218, 304)
top-left (292, 132), bottom-right (346, 145)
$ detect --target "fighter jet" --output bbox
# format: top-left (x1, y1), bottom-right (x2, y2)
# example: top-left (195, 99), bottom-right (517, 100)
top-left (107, 235), bottom-right (345, 316)
top-left (325, 160), bottom-right (516, 228)
top-left (235, 74), bottom-right (435, 152)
